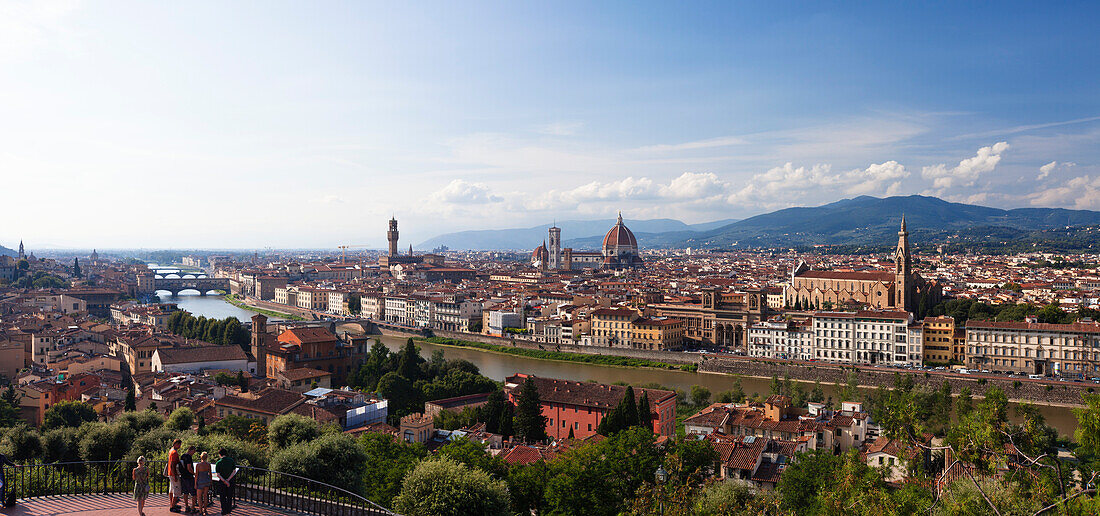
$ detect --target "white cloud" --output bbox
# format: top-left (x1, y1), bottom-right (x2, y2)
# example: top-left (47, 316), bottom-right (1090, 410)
top-left (1036, 160), bottom-right (1076, 181)
top-left (729, 160), bottom-right (909, 206)
top-left (635, 136), bottom-right (748, 153)
top-left (921, 141), bottom-right (1009, 189)
top-left (844, 161), bottom-right (909, 195)
top-left (659, 172), bottom-right (729, 199)
top-left (1029, 175), bottom-right (1100, 210)
top-left (429, 179), bottom-right (502, 204)
top-left (1038, 161), bottom-right (1057, 180)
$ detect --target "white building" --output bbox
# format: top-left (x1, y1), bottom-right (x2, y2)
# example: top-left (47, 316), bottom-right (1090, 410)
top-left (152, 345), bottom-right (251, 374)
top-left (813, 310), bottom-right (918, 367)
top-left (747, 320), bottom-right (813, 360)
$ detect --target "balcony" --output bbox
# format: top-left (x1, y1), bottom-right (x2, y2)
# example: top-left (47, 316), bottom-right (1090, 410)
top-left (4, 461), bottom-right (396, 516)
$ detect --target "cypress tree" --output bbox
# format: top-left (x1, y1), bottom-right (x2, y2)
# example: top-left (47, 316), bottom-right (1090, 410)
top-left (73, 258), bottom-right (82, 279)
top-left (398, 339), bottom-right (420, 380)
top-left (514, 377), bottom-right (547, 442)
top-left (499, 403), bottom-right (514, 439)
top-left (621, 386), bottom-right (639, 428)
top-left (637, 391), bottom-right (652, 431)
top-left (483, 390), bottom-right (505, 434)
top-left (597, 402), bottom-right (624, 436)
top-left (124, 385), bottom-right (136, 412)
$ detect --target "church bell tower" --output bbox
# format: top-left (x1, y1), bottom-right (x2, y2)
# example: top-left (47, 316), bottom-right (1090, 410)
top-left (548, 225), bottom-right (561, 270)
top-left (894, 215), bottom-right (912, 311)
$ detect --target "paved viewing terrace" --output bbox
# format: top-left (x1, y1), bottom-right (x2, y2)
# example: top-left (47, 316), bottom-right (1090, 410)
top-left (4, 494), bottom-right (299, 516)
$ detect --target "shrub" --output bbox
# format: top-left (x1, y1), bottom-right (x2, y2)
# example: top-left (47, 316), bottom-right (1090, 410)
top-left (116, 410), bottom-right (165, 435)
top-left (126, 426), bottom-right (180, 461)
top-left (165, 407), bottom-right (196, 432)
top-left (0, 425), bottom-right (42, 462)
top-left (181, 432), bottom-right (267, 469)
top-left (42, 400), bottom-right (98, 430)
top-left (269, 433), bottom-right (366, 493)
top-left (77, 422), bottom-right (135, 463)
top-left (40, 427), bottom-right (79, 463)
top-left (267, 414), bottom-right (321, 450)
top-left (393, 457), bottom-right (509, 516)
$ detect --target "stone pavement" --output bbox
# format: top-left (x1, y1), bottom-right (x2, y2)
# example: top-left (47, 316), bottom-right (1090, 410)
top-left (1, 494), bottom-right (302, 516)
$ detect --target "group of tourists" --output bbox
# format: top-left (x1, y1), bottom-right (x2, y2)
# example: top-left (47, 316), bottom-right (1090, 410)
top-left (132, 439), bottom-right (237, 516)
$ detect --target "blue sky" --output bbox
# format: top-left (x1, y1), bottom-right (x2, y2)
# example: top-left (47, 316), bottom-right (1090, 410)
top-left (2, 1), bottom-right (1100, 248)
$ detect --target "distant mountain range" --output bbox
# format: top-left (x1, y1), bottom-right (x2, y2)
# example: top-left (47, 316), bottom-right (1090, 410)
top-left (420, 195), bottom-right (1100, 251)
top-left (416, 218), bottom-right (739, 251)
top-left (0, 245), bottom-right (16, 257)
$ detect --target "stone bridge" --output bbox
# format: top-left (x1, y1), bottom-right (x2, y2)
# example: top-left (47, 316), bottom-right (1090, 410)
top-left (154, 276), bottom-right (230, 295)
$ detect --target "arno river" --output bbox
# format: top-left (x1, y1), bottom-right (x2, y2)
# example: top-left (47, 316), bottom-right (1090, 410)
top-left (173, 295), bottom-right (1082, 437)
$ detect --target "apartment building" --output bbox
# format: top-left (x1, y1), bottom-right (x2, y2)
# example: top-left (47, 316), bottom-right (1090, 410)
top-left (812, 310), bottom-right (920, 366)
top-left (923, 316), bottom-right (955, 364)
top-left (748, 319), bottom-right (813, 360)
top-left (965, 319), bottom-right (1100, 377)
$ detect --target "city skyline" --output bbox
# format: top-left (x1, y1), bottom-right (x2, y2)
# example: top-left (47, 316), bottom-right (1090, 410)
top-left (3, 1), bottom-right (1100, 248)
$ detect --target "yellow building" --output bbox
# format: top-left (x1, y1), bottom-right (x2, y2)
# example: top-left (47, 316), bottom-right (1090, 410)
top-left (922, 316), bottom-right (955, 364)
top-left (632, 317), bottom-right (685, 351)
top-left (590, 307), bottom-right (684, 350)
top-left (590, 307), bottom-right (639, 347)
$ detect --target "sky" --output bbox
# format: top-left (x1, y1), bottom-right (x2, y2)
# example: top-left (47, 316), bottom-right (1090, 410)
top-left (3, 1), bottom-right (1100, 249)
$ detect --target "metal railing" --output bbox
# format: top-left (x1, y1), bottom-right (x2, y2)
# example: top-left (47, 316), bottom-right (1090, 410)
top-left (4, 461), bottom-right (396, 516)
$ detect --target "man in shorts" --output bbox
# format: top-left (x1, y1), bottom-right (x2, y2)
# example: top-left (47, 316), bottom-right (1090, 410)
top-left (180, 445), bottom-right (197, 513)
top-left (167, 439), bottom-right (183, 513)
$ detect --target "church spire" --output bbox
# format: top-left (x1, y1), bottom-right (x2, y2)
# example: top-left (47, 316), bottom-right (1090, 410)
top-left (895, 214), bottom-right (911, 277)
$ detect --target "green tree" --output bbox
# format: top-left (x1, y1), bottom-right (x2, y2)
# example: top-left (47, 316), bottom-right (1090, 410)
top-left (115, 410), bottom-right (164, 435)
top-left (637, 391), bottom-right (652, 431)
top-left (39, 427), bottom-right (79, 463)
top-left (956, 386), bottom-right (974, 418)
top-left (482, 390), bottom-right (506, 434)
top-left (507, 461), bottom-right (551, 515)
top-left (237, 370), bottom-right (249, 392)
top-left (393, 457), bottom-right (510, 516)
top-left (72, 257), bottom-right (82, 278)
top-left (42, 400), bottom-right (98, 430)
top-left (1075, 393), bottom-right (1100, 476)
top-left (514, 376), bottom-right (547, 443)
top-left (377, 372), bottom-right (418, 421)
top-left (269, 433), bottom-right (367, 493)
top-left (267, 414), bottom-right (321, 450)
top-left (544, 427), bottom-right (661, 516)
top-left (358, 432), bottom-right (428, 507)
top-left (690, 384), bottom-right (712, 406)
top-left (207, 415), bottom-right (256, 440)
top-left (398, 339), bottom-right (422, 381)
top-left (769, 375), bottom-right (782, 396)
top-left (437, 437), bottom-right (507, 479)
top-left (124, 385), bottom-right (136, 412)
top-left (0, 425), bottom-right (42, 462)
top-left (498, 403), bottom-right (514, 439)
top-left (165, 407), bottom-right (195, 431)
top-left (77, 421), bottom-right (136, 462)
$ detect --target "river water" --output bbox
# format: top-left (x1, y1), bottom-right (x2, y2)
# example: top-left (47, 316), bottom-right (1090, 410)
top-left (371, 335), bottom-right (1082, 438)
top-left (167, 293), bottom-right (1083, 437)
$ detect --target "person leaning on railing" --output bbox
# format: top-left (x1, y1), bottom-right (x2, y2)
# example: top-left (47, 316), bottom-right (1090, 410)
top-left (214, 449), bottom-right (237, 515)
top-left (0, 453), bottom-right (19, 508)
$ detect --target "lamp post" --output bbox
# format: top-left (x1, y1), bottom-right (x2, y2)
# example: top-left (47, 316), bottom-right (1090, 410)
top-left (654, 465), bottom-right (668, 515)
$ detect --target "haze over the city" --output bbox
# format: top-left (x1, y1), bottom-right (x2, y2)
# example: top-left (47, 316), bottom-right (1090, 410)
top-left (3, 1), bottom-right (1099, 248)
